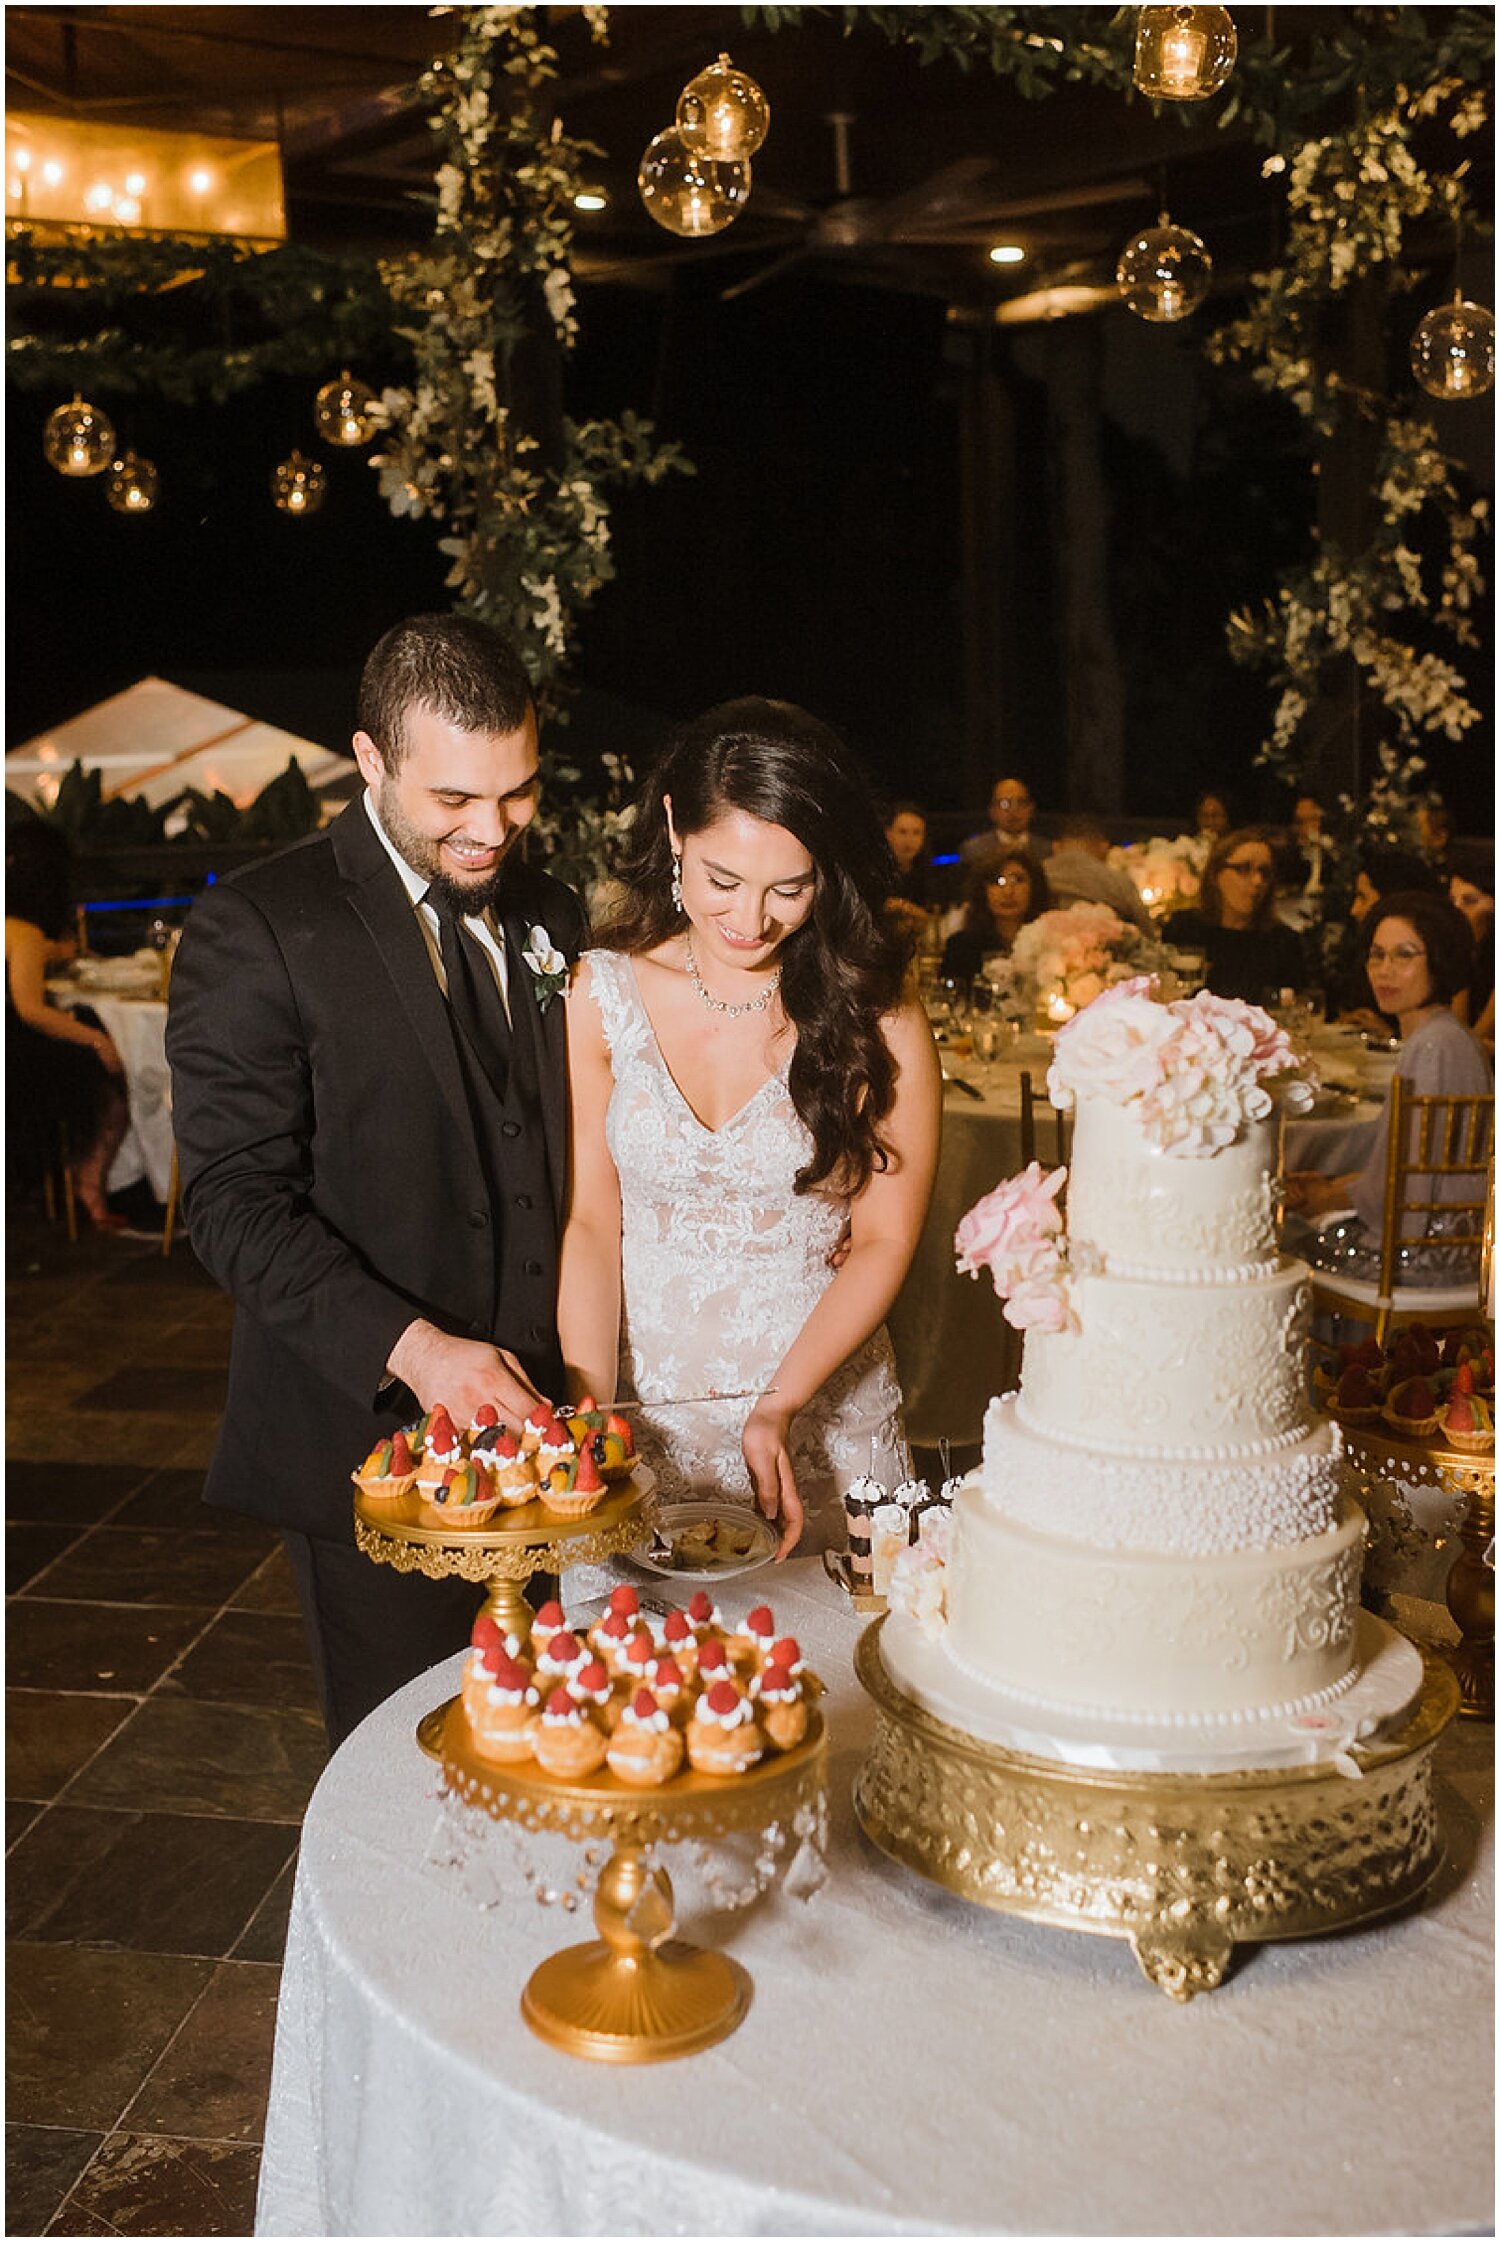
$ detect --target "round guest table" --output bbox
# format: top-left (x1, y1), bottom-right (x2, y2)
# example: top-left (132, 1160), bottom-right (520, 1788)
top-left (48, 980), bottom-right (174, 1199)
top-left (256, 1563), bottom-right (1492, 2238)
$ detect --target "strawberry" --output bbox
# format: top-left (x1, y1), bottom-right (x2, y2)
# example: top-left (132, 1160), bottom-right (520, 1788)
top-left (746, 1604), bottom-right (775, 1638)
top-left (1337, 1366), bottom-right (1380, 1410)
top-left (772, 1636), bottom-right (802, 1668)
top-left (1444, 1392), bottom-right (1478, 1434)
top-left (760, 1663), bottom-right (795, 1696)
top-left (573, 1447), bottom-right (604, 1494)
top-left (547, 1631), bottom-right (581, 1664)
top-left (427, 1406), bottom-right (458, 1452)
top-left (576, 1660), bottom-right (609, 1694)
top-left (704, 1680), bottom-right (740, 1716)
top-left (389, 1430), bottom-right (413, 1475)
top-left (608, 1586), bottom-right (640, 1619)
top-left (698, 1638), bottom-right (728, 1674)
top-left (625, 1629), bottom-right (655, 1664)
top-left (577, 1393), bottom-right (598, 1415)
top-left (1390, 1376), bottom-right (1436, 1419)
top-left (534, 1600), bottom-right (565, 1632)
top-left (651, 1656), bottom-right (683, 1690)
top-left (1455, 1362), bottom-right (1476, 1396)
top-left (662, 1610), bottom-right (692, 1644)
top-left (688, 1590), bottom-right (715, 1624)
top-left (472, 1611), bottom-right (504, 1653)
top-left (545, 1687), bottom-right (577, 1719)
top-left (491, 1655), bottom-right (530, 1692)
top-left (473, 1403), bottom-right (499, 1429)
top-left (606, 1412), bottom-right (634, 1443)
top-left (597, 1611), bottom-right (630, 1643)
top-left (630, 1688), bottom-right (659, 1721)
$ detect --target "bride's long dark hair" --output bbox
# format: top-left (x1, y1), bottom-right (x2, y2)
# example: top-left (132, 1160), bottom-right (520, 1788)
top-left (596, 697), bottom-right (908, 1196)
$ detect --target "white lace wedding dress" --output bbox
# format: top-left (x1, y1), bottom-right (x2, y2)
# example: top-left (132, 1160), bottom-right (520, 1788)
top-left (585, 950), bottom-right (910, 1555)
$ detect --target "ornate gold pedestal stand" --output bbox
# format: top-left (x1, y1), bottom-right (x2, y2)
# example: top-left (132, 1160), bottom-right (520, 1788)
top-left (854, 1620), bottom-right (1459, 2001)
top-left (443, 1699), bottom-right (827, 2061)
top-left (1339, 1423), bottom-right (1495, 1720)
top-left (354, 1476), bottom-right (649, 1756)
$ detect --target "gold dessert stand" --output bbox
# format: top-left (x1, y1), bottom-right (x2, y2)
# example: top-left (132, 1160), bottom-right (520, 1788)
top-left (442, 1697), bottom-right (828, 2062)
top-left (853, 1618), bottom-right (1460, 2002)
top-left (1337, 1421), bottom-right (1495, 1720)
top-left (354, 1475), bottom-right (649, 1756)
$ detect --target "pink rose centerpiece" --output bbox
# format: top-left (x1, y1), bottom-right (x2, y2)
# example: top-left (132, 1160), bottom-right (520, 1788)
top-left (1107, 834), bottom-right (1208, 920)
top-left (1010, 902), bottom-right (1148, 1022)
top-left (1046, 983), bottom-right (1314, 1158)
top-left (955, 1160), bottom-right (1077, 1333)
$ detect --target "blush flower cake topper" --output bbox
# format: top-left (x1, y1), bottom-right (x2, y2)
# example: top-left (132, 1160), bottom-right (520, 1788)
top-left (1046, 983), bottom-right (1314, 1158)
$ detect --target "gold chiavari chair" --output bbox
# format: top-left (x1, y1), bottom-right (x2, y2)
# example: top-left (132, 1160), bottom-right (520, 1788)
top-left (1307, 1080), bottom-right (1494, 1343)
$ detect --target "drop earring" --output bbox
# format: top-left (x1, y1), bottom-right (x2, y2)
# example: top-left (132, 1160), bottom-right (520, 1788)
top-left (670, 854), bottom-right (684, 913)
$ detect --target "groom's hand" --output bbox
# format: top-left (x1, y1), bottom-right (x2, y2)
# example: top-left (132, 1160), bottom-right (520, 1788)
top-left (387, 1318), bottom-right (547, 1427)
top-left (742, 1401), bottom-right (805, 1561)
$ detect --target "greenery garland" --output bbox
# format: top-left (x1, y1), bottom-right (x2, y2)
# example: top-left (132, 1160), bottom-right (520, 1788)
top-left (366, 3), bottom-right (691, 721)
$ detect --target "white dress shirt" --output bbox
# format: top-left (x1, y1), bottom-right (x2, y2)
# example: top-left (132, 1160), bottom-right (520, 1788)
top-left (362, 789), bottom-right (511, 1020)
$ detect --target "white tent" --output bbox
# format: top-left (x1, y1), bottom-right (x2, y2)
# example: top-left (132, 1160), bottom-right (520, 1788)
top-left (6, 676), bottom-right (358, 812)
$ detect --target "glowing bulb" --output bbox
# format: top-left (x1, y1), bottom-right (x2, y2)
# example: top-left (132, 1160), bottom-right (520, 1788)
top-left (187, 167), bottom-right (214, 195)
top-left (988, 244), bottom-right (1026, 265)
top-left (85, 182), bottom-right (114, 212)
top-left (41, 159), bottom-right (65, 186)
top-left (574, 189), bottom-right (607, 212)
top-left (1160, 19), bottom-right (1209, 90)
top-left (114, 196), bottom-right (141, 224)
top-left (14, 147), bottom-right (32, 174)
top-left (124, 170), bottom-right (146, 195)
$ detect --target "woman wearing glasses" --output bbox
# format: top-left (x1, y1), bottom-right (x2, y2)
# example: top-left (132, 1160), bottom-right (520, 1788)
top-left (1167, 828), bottom-right (1307, 1005)
top-left (1284, 891), bottom-right (1489, 1272)
top-left (940, 850), bottom-right (1052, 981)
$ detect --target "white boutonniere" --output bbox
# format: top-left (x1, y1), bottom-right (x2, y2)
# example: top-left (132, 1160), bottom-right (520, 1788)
top-left (522, 924), bottom-right (568, 1012)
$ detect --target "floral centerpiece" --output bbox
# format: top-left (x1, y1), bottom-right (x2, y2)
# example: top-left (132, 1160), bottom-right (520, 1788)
top-left (1010, 903), bottom-right (1173, 1024)
top-left (955, 987), bottom-right (1315, 1331)
top-left (1107, 834), bottom-right (1209, 921)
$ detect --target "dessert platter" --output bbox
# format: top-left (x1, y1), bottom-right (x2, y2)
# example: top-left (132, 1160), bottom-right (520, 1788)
top-left (441, 1584), bottom-right (826, 2063)
top-left (352, 1397), bottom-right (653, 1751)
top-left (1321, 1323), bottom-right (1494, 1718)
top-left (856, 984), bottom-right (1461, 2000)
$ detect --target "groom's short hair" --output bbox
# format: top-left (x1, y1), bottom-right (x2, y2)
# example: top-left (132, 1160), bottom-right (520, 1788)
top-left (358, 614), bottom-right (535, 767)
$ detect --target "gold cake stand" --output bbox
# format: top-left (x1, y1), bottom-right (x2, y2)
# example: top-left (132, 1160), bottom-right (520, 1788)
top-left (1336, 1420), bottom-right (1495, 1720)
top-left (442, 1697), bottom-right (828, 2062)
top-left (853, 1618), bottom-right (1459, 2002)
top-left (354, 1474), bottom-right (650, 1755)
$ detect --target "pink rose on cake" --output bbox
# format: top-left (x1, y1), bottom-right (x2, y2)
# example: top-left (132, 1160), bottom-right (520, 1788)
top-left (1049, 987), bottom-right (1314, 1157)
top-left (1046, 977), bottom-right (1175, 1109)
top-left (954, 1162), bottom-right (1078, 1335)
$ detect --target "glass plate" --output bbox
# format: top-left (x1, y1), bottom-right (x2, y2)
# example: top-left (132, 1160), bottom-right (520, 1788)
top-left (634, 1501), bottom-right (778, 1580)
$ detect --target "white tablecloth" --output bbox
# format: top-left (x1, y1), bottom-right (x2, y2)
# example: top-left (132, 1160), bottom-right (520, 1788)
top-left (256, 1563), bottom-right (1493, 2239)
top-left (51, 988), bottom-right (173, 1199)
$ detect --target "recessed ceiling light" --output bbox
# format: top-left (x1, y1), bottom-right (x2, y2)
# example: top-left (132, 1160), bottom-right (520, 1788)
top-left (574, 190), bottom-right (607, 212)
top-left (988, 244), bottom-right (1027, 266)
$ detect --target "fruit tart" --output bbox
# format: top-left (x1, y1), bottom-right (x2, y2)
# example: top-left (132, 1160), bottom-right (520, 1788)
top-left (352, 1428), bottom-right (417, 1506)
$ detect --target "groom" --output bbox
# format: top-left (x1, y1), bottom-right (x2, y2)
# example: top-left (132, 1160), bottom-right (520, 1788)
top-left (167, 614), bottom-right (588, 1746)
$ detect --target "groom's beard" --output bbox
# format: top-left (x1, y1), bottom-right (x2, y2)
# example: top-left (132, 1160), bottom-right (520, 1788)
top-left (377, 781), bottom-right (516, 918)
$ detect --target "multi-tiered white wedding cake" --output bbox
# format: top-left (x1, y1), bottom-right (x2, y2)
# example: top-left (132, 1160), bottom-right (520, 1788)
top-left (883, 982), bottom-right (1423, 1770)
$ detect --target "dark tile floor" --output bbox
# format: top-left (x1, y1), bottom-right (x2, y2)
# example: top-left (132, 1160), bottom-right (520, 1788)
top-left (7, 1206), bottom-right (323, 2238)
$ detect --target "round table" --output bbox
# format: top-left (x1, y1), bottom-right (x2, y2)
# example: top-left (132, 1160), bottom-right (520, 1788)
top-left (255, 1562), bottom-right (1492, 2238)
top-left (48, 981), bottom-right (173, 1200)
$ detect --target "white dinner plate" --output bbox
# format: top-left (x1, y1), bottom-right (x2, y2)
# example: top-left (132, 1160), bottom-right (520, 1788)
top-left (634, 1501), bottom-right (778, 1580)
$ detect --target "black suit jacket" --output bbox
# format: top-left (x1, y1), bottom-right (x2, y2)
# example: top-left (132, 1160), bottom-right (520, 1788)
top-left (166, 801), bottom-right (588, 1540)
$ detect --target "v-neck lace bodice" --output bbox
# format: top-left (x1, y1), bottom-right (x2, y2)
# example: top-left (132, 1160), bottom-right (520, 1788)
top-left (585, 949), bottom-right (909, 1548)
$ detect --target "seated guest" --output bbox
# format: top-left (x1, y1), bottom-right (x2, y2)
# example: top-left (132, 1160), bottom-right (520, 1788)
top-left (1193, 790), bottom-right (1232, 843)
top-left (959, 775), bottom-right (1051, 875)
top-left (1167, 828), bottom-right (1307, 1005)
top-left (5, 820), bottom-right (129, 1229)
top-left (1415, 795), bottom-right (1453, 877)
top-left (883, 801), bottom-right (937, 942)
top-left (941, 851), bottom-right (1051, 982)
top-left (1447, 842), bottom-right (1495, 1047)
top-left (1274, 794), bottom-right (1334, 931)
top-left (1286, 892), bottom-right (1490, 1280)
top-left (1044, 816), bottom-right (1151, 930)
top-left (1329, 846), bottom-right (1444, 1034)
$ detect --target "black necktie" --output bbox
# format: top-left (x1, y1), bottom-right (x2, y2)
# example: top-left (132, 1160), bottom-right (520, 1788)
top-left (427, 888), bottom-right (511, 1101)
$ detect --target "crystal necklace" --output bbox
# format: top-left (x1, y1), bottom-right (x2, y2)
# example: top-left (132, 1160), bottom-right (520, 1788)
top-left (684, 934), bottom-right (781, 1018)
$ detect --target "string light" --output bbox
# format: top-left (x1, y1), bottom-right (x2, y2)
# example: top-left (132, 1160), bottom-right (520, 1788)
top-left (313, 370), bottom-right (378, 446)
top-left (675, 53), bottom-right (770, 162)
top-left (1117, 212), bottom-right (1213, 321)
top-left (105, 451), bottom-right (160, 513)
top-left (638, 129), bottom-right (750, 237)
top-left (1410, 294), bottom-right (1496, 400)
top-left (42, 395), bottom-right (116, 477)
top-left (271, 450), bottom-right (327, 516)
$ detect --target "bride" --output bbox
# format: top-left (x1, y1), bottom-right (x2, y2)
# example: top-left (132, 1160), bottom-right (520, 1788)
top-left (559, 698), bottom-right (941, 1557)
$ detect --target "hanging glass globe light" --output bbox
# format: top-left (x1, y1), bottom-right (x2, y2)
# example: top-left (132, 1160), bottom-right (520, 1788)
top-left (271, 450), bottom-right (327, 516)
top-left (675, 53), bottom-right (770, 161)
top-left (1133, 6), bottom-right (1238, 100)
top-left (105, 451), bottom-right (160, 515)
top-left (43, 395), bottom-right (117, 478)
top-left (1410, 295), bottom-right (1496, 401)
top-left (638, 128), bottom-right (750, 237)
top-left (313, 370), bottom-right (378, 446)
top-left (1116, 214), bottom-right (1213, 322)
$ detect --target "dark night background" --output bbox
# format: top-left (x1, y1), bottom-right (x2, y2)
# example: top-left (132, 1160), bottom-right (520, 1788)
top-left (6, 112), bottom-right (1495, 839)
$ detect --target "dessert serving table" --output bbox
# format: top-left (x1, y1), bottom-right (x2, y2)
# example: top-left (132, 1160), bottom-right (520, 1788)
top-left (256, 1563), bottom-right (1493, 2238)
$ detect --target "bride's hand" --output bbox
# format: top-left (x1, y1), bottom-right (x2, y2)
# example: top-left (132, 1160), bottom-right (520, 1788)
top-left (742, 1400), bottom-right (804, 1561)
